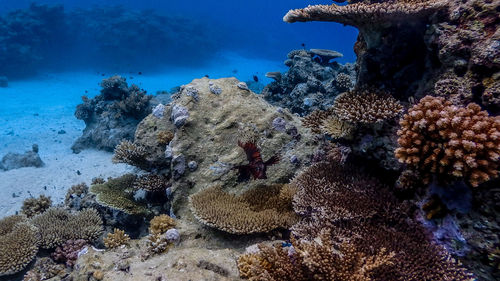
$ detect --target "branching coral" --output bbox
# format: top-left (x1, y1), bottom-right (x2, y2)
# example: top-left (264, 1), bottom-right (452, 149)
top-left (302, 109), bottom-right (333, 134)
top-left (283, 0), bottom-right (448, 27)
top-left (31, 208), bottom-right (103, 249)
top-left (149, 214), bottom-right (176, 235)
top-left (395, 95), bottom-right (500, 187)
top-left (238, 230), bottom-right (396, 281)
top-left (320, 115), bottom-right (355, 139)
top-left (21, 194), bottom-right (52, 218)
top-left (0, 215), bottom-right (39, 276)
top-left (189, 184), bottom-right (298, 234)
top-left (332, 90), bottom-right (403, 124)
top-left (103, 228), bottom-right (130, 249)
top-left (283, 161), bottom-right (475, 280)
top-left (112, 140), bottom-right (149, 170)
top-left (134, 174), bottom-right (169, 192)
top-left (65, 182), bottom-right (89, 206)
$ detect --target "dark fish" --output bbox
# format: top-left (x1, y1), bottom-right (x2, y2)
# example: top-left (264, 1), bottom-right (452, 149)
top-left (233, 141), bottom-right (279, 182)
top-left (253, 75), bottom-right (259, 82)
top-left (101, 73), bottom-right (105, 76)
top-left (232, 69), bottom-right (238, 74)
top-left (204, 74), bottom-right (209, 78)
top-left (138, 72), bottom-right (142, 75)
top-left (301, 43), bottom-right (306, 49)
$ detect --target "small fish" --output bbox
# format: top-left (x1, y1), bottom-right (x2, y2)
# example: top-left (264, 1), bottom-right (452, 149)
top-left (233, 141), bottom-right (279, 181)
top-left (301, 43), bottom-right (306, 49)
top-left (204, 74), bottom-right (209, 78)
top-left (253, 75), bottom-right (259, 82)
top-left (138, 71), bottom-right (142, 75)
top-left (232, 69), bottom-right (238, 74)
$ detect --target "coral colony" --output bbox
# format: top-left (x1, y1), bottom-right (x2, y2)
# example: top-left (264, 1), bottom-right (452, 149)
top-left (0, 1), bottom-right (498, 281)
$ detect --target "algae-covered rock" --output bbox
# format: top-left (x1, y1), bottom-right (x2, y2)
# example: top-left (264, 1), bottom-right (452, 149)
top-left (134, 77), bottom-right (320, 220)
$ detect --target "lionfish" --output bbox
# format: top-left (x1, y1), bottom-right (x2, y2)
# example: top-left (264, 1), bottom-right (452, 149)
top-left (233, 140), bottom-right (279, 181)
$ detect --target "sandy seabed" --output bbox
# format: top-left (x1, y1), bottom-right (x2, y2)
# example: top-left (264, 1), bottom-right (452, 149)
top-left (0, 52), bottom-right (284, 218)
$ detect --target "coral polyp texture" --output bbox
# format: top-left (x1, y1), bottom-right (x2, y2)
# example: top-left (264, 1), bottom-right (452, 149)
top-left (103, 228), bottom-right (130, 249)
top-left (332, 90), bottom-right (403, 124)
top-left (0, 215), bottom-right (39, 276)
top-left (283, 0), bottom-right (448, 26)
top-left (31, 208), bottom-right (103, 249)
top-left (395, 95), bottom-right (500, 187)
top-left (189, 184), bottom-right (298, 234)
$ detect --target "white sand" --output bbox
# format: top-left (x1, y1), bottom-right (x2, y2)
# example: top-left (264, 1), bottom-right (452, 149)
top-left (0, 52), bottom-right (284, 218)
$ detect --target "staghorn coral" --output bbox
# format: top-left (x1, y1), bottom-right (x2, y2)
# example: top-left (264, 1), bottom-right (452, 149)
top-left (103, 228), bottom-right (130, 249)
top-left (238, 230), bottom-right (395, 281)
top-left (31, 208), bottom-right (103, 249)
top-left (89, 174), bottom-right (151, 215)
top-left (0, 215), bottom-right (39, 276)
top-left (395, 95), bottom-right (500, 187)
top-left (21, 194), bottom-right (52, 218)
top-left (189, 184), bottom-right (298, 234)
top-left (112, 140), bottom-right (150, 169)
top-left (51, 239), bottom-right (88, 267)
top-left (283, 0), bottom-right (448, 27)
top-left (133, 174), bottom-right (169, 192)
top-left (149, 214), bottom-right (176, 235)
top-left (23, 257), bottom-right (67, 281)
top-left (286, 161), bottom-right (475, 280)
top-left (332, 90), bottom-right (403, 124)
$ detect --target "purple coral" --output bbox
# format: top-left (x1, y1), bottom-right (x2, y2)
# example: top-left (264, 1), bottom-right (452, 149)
top-left (51, 239), bottom-right (88, 267)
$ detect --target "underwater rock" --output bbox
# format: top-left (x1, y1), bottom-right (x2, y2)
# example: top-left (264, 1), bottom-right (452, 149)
top-left (72, 76), bottom-right (153, 153)
top-left (171, 105), bottom-right (190, 128)
top-left (0, 76), bottom-right (7, 87)
top-left (188, 161), bottom-right (198, 171)
top-left (0, 144), bottom-right (44, 171)
top-left (152, 103), bottom-right (165, 118)
top-left (132, 77), bottom-right (320, 222)
top-left (165, 228), bottom-right (180, 244)
top-left (262, 49), bottom-right (355, 116)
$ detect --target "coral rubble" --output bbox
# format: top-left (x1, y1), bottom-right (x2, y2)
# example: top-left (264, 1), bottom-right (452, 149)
top-left (72, 76), bottom-right (153, 153)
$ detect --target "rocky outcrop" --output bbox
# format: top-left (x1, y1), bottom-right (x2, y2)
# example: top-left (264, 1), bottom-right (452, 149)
top-left (262, 49), bottom-right (355, 116)
top-left (72, 76), bottom-right (153, 153)
top-left (0, 144), bottom-right (44, 171)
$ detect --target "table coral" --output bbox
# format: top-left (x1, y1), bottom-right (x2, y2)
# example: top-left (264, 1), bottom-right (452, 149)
top-left (0, 215), bottom-right (39, 276)
top-left (395, 95), bottom-right (500, 187)
top-left (189, 184), bottom-right (298, 234)
top-left (31, 208), bottom-right (103, 249)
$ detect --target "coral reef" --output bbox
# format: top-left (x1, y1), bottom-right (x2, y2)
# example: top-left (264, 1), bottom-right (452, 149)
top-left (72, 76), bottom-right (153, 153)
top-left (31, 208), bottom-right (103, 249)
top-left (133, 174), bottom-right (169, 192)
top-left (103, 229), bottom-right (130, 249)
top-left (262, 49), bottom-right (355, 116)
top-left (0, 144), bottom-right (44, 171)
top-left (0, 215), bottom-right (39, 276)
top-left (22, 257), bottom-right (68, 281)
top-left (64, 182), bottom-right (89, 209)
top-left (332, 90), bottom-right (403, 124)
top-left (395, 96), bottom-right (500, 187)
top-left (20, 195), bottom-right (52, 218)
top-left (51, 239), bottom-right (88, 267)
top-left (190, 184), bottom-right (297, 234)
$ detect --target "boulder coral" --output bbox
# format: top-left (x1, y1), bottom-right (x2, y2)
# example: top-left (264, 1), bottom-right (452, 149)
top-left (0, 215), bottom-right (39, 276)
top-left (395, 95), bottom-right (500, 187)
